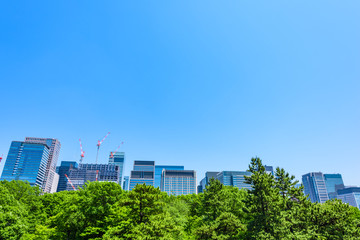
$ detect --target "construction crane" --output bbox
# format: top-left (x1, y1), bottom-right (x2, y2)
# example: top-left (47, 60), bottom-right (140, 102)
top-left (65, 174), bottom-right (77, 191)
top-left (110, 142), bottom-right (124, 159)
top-left (79, 138), bottom-right (85, 164)
top-left (96, 170), bottom-right (99, 181)
top-left (96, 132), bottom-right (110, 164)
top-left (0, 154), bottom-right (3, 163)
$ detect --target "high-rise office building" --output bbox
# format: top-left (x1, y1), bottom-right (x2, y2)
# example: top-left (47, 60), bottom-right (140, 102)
top-left (129, 161), bottom-right (155, 190)
top-left (302, 172), bottom-right (329, 203)
top-left (324, 174), bottom-right (344, 199)
top-left (108, 152), bottom-right (125, 184)
top-left (0, 141), bottom-right (50, 188)
top-left (337, 187), bottom-right (360, 209)
top-left (123, 176), bottom-right (129, 190)
top-left (198, 171), bottom-right (219, 193)
top-left (154, 165), bottom-right (184, 188)
top-left (24, 137), bottom-right (61, 193)
top-left (216, 171), bottom-right (252, 190)
top-left (161, 169), bottom-right (196, 196)
top-left (56, 161), bottom-right (78, 192)
top-left (265, 165), bottom-right (274, 175)
top-left (66, 163), bottom-right (120, 190)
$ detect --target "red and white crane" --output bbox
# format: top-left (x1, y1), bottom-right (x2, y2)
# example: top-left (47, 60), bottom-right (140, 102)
top-left (65, 174), bottom-right (77, 191)
top-left (79, 138), bottom-right (85, 164)
top-left (96, 132), bottom-right (110, 164)
top-left (0, 154), bottom-right (3, 163)
top-left (110, 142), bottom-right (124, 159)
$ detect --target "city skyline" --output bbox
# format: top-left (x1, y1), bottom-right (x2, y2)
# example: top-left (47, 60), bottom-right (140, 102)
top-left (1, 1), bottom-right (360, 187)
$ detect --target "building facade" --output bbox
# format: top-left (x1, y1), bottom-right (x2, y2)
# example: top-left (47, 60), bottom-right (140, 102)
top-left (198, 171), bottom-right (219, 193)
top-left (302, 172), bottom-right (329, 203)
top-left (216, 171), bottom-right (252, 190)
top-left (337, 187), bottom-right (360, 209)
top-left (25, 137), bottom-right (61, 193)
top-left (0, 141), bottom-right (50, 188)
top-left (161, 169), bottom-right (196, 196)
top-left (108, 152), bottom-right (125, 184)
top-left (129, 161), bottom-right (155, 190)
top-left (324, 174), bottom-right (344, 199)
top-left (56, 161), bottom-right (78, 192)
top-left (154, 165), bottom-right (184, 188)
top-left (66, 163), bottom-right (120, 190)
top-left (123, 176), bottom-right (129, 190)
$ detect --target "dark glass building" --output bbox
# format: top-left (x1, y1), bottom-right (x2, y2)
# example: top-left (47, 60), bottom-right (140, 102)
top-left (129, 161), bottom-right (155, 190)
top-left (198, 171), bottom-right (219, 193)
top-left (216, 171), bottom-right (252, 190)
top-left (56, 161), bottom-right (78, 192)
top-left (0, 141), bottom-right (50, 188)
top-left (302, 172), bottom-right (329, 203)
top-left (324, 174), bottom-right (344, 199)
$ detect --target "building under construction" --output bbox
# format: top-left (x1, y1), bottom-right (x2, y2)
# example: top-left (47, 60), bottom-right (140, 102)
top-left (66, 163), bottom-right (120, 190)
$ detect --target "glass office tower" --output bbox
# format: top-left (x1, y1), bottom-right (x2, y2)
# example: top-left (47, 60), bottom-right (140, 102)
top-left (161, 169), bottom-right (196, 196)
top-left (324, 174), bottom-right (344, 199)
top-left (66, 163), bottom-right (120, 190)
top-left (129, 161), bottom-right (155, 190)
top-left (302, 172), bottom-right (329, 203)
top-left (216, 171), bottom-right (252, 190)
top-left (56, 161), bottom-right (78, 192)
top-left (198, 171), bottom-right (219, 193)
top-left (108, 152), bottom-right (125, 184)
top-left (337, 187), bottom-right (360, 209)
top-left (0, 141), bottom-right (50, 188)
top-left (123, 176), bottom-right (129, 190)
top-left (154, 165), bottom-right (184, 188)
top-left (25, 137), bottom-right (61, 193)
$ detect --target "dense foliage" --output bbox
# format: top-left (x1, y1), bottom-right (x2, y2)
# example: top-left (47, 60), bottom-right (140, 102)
top-left (1, 158), bottom-right (359, 239)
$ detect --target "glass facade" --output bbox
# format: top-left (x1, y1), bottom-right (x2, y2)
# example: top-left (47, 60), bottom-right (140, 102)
top-left (123, 176), bottom-right (129, 190)
top-left (198, 171), bottom-right (219, 193)
top-left (108, 152), bottom-right (125, 184)
top-left (302, 172), bottom-right (329, 203)
top-left (56, 161), bottom-right (78, 192)
top-left (161, 170), bottom-right (196, 196)
top-left (0, 141), bottom-right (50, 188)
top-left (324, 174), bottom-right (344, 199)
top-left (154, 165), bottom-right (184, 188)
top-left (216, 171), bottom-right (252, 190)
top-left (337, 187), bottom-right (360, 209)
top-left (67, 163), bottom-right (120, 190)
top-left (129, 160), bottom-right (155, 190)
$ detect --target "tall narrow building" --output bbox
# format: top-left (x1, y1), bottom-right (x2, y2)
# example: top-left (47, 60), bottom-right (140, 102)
top-left (108, 152), bottom-right (125, 185)
top-left (25, 137), bottom-right (61, 193)
top-left (0, 141), bottom-right (50, 188)
top-left (302, 172), bottom-right (329, 203)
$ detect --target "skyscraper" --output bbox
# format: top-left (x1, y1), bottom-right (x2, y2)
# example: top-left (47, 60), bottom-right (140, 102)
top-left (324, 174), bottom-right (344, 199)
top-left (129, 160), bottom-right (155, 190)
top-left (56, 161), bottom-right (78, 192)
top-left (154, 165), bottom-right (184, 188)
top-left (198, 171), bottom-right (219, 193)
top-left (302, 172), bottom-right (329, 203)
top-left (0, 141), bottom-right (50, 188)
top-left (337, 187), bottom-right (360, 209)
top-left (216, 171), bottom-right (252, 190)
top-left (108, 152), bottom-right (125, 184)
top-left (24, 137), bottom-right (61, 193)
top-left (66, 163), bottom-right (120, 190)
top-left (123, 176), bottom-right (129, 190)
top-left (161, 169), bottom-right (196, 196)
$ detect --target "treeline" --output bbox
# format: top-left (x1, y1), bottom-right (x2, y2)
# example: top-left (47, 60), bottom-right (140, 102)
top-left (1, 158), bottom-right (360, 240)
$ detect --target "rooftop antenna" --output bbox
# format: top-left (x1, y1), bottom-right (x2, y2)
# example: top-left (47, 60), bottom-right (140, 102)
top-left (96, 132), bottom-right (110, 164)
top-left (79, 139), bottom-right (85, 164)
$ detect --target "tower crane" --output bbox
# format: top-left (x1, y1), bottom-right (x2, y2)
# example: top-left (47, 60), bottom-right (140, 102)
top-left (96, 132), bottom-right (110, 164)
top-left (0, 154), bottom-right (3, 163)
top-left (79, 139), bottom-right (85, 164)
top-left (65, 174), bottom-right (77, 191)
top-left (110, 142), bottom-right (124, 159)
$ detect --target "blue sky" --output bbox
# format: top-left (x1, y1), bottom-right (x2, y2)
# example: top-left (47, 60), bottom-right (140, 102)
top-left (1, 1), bottom-right (359, 186)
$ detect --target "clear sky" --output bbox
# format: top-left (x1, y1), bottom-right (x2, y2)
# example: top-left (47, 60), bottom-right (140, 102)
top-left (1, 1), bottom-right (359, 186)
